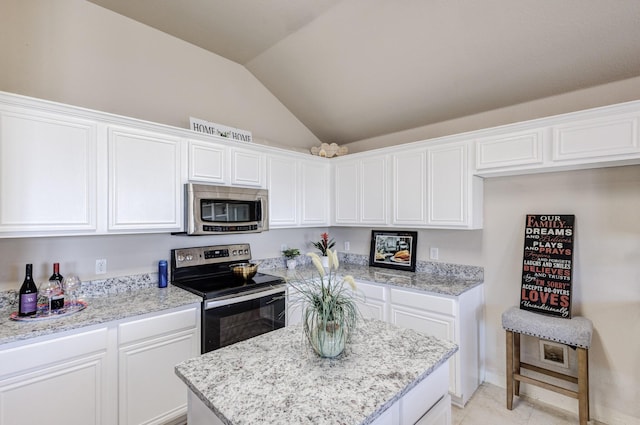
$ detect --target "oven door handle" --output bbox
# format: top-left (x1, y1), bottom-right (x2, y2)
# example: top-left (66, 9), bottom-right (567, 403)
top-left (204, 285), bottom-right (285, 309)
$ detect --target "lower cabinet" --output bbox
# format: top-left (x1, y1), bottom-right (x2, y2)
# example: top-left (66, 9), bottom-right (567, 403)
top-left (0, 327), bottom-right (115, 425)
top-left (0, 304), bottom-right (201, 425)
top-left (118, 307), bottom-right (201, 425)
top-left (389, 285), bottom-right (484, 407)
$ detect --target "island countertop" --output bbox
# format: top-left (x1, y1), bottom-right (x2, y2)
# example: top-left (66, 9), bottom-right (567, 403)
top-left (175, 319), bottom-right (458, 425)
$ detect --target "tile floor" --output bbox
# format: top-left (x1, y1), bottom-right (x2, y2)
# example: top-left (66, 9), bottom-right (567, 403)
top-left (452, 383), bottom-right (595, 425)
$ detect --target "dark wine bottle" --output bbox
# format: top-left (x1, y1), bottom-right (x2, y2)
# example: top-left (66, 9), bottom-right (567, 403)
top-left (49, 263), bottom-right (64, 283)
top-left (49, 263), bottom-right (65, 310)
top-left (18, 264), bottom-right (38, 317)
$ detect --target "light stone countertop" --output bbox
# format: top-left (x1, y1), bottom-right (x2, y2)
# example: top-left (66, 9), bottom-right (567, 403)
top-left (266, 263), bottom-right (483, 297)
top-left (175, 318), bottom-right (458, 425)
top-left (0, 274), bottom-right (201, 346)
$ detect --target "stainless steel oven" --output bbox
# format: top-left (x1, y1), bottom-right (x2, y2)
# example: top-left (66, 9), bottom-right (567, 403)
top-left (170, 244), bottom-right (285, 353)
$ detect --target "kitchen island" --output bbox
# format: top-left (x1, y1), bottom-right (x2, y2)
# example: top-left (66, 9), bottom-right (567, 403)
top-left (175, 319), bottom-right (458, 425)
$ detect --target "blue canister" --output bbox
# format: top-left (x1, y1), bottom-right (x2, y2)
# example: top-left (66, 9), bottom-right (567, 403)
top-left (158, 260), bottom-right (168, 288)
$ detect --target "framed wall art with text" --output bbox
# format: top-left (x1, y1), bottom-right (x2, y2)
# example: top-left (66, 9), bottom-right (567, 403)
top-left (520, 214), bottom-right (575, 318)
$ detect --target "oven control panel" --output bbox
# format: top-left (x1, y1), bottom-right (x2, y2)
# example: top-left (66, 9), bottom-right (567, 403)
top-left (172, 243), bottom-right (251, 268)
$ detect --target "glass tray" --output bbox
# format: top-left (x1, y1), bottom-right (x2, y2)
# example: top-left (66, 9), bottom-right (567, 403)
top-left (9, 300), bottom-right (87, 322)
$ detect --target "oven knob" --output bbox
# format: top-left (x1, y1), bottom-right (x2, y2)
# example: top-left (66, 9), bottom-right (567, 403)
top-left (244, 249), bottom-right (249, 254)
top-left (177, 255), bottom-right (185, 262)
top-left (232, 250), bottom-right (238, 256)
top-left (186, 254), bottom-right (193, 261)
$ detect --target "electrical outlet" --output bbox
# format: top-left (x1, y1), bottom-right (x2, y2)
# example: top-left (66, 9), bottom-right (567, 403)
top-left (96, 259), bottom-right (107, 274)
top-left (344, 241), bottom-right (350, 251)
top-left (429, 247), bottom-right (439, 260)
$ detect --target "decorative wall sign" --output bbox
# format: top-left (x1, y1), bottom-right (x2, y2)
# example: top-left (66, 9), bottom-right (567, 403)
top-left (520, 214), bottom-right (575, 318)
top-left (190, 117), bottom-right (252, 142)
top-left (369, 230), bottom-right (418, 272)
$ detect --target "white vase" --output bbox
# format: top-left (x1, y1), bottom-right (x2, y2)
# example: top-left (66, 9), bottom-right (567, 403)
top-left (321, 255), bottom-right (329, 269)
top-left (286, 259), bottom-right (297, 270)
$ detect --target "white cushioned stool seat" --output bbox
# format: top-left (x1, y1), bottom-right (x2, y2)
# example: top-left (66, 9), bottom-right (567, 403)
top-left (502, 306), bottom-right (593, 425)
top-left (502, 306), bottom-right (593, 348)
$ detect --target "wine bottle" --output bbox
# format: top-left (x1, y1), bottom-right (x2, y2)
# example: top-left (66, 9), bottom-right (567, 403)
top-left (49, 263), bottom-right (65, 310)
top-left (49, 262), bottom-right (64, 283)
top-left (18, 264), bottom-right (38, 317)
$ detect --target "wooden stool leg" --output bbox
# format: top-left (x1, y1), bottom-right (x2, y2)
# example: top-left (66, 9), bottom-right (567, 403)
top-left (577, 348), bottom-right (589, 425)
top-left (506, 330), bottom-right (514, 410)
top-left (514, 332), bottom-right (521, 396)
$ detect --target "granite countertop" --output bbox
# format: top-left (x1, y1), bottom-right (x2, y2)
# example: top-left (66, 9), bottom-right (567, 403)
top-left (175, 318), bottom-right (457, 425)
top-left (0, 274), bottom-right (201, 346)
top-left (266, 263), bottom-right (483, 297)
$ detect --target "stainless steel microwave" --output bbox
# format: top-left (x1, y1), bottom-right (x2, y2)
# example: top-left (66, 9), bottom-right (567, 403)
top-left (185, 183), bottom-right (269, 235)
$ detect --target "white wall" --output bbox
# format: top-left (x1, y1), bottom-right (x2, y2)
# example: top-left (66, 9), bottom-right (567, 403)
top-left (0, 0), bottom-right (320, 151)
top-left (482, 165), bottom-right (640, 424)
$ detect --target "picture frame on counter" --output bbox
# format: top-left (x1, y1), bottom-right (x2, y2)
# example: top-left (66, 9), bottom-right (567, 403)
top-left (369, 230), bottom-right (418, 272)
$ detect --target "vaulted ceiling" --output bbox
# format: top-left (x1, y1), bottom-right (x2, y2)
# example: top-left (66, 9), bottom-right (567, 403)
top-left (87, 0), bottom-right (640, 144)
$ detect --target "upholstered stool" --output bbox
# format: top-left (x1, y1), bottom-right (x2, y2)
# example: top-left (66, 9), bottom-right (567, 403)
top-left (502, 306), bottom-right (593, 425)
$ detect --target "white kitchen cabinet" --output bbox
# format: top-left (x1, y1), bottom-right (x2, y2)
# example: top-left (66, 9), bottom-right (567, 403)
top-left (267, 154), bottom-right (298, 227)
top-left (333, 159), bottom-right (359, 224)
top-left (0, 304), bottom-right (200, 425)
top-left (188, 139), bottom-right (227, 184)
top-left (107, 126), bottom-right (184, 232)
top-left (354, 280), bottom-right (387, 321)
top-left (392, 149), bottom-right (427, 226)
top-left (229, 146), bottom-right (265, 188)
top-left (389, 284), bottom-right (484, 407)
top-left (427, 142), bottom-right (482, 228)
top-left (333, 154), bottom-right (389, 226)
top-left (0, 327), bottom-right (116, 425)
top-left (0, 107), bottom-right (98, 236)
top-left (551, 112), bottom-right (639, 162)
top-left (118, 306), bottom-right (200, 425)
top-left (475, 129), bottom-right (545, 171)
top-left (267, 153), bottom-right (329, 228)
top-left (300, 158), bottom-right (330, 226)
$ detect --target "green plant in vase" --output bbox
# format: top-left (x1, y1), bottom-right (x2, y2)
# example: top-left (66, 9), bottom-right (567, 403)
top-left (288, 249), bottom-right (359, 357)
top-left (282, 248), bottom-right (301, 269)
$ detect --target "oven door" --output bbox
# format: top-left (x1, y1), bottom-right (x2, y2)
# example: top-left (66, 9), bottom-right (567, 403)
top-left (202, 286), bottom-right (285, 353)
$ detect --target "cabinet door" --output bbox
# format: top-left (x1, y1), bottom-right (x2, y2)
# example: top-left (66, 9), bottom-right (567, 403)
top-left (360, 155), bottom-right (388, 224)
top-left (108, 127), bottom-right (183, 232)
top-left (475, 130), bottom-right (544, 171)
top-left (229, 147), bottom-right (265, 187)
top-left (552, 113), bottom-right (640, 162)
top-left (118, 307), bottom-right (200, 425)
top-left (355, 281), bottom-right (387, 321)
top-left (188, 139), bottom-right (227, 183)
top-left (427, 143), bottom-right (467, 226)
top-left (267, 155), bottom-right (298, 227)
top-left (333, 160), bottom-right (359, 224)
top-left (392, 150), bottom-right (427, 225)
top-left (300, 159), bottom-right (330, 226)
top-left (0, 328), bottom-right (113, 425)
top-left (0, 109), bottom-right (97, 235)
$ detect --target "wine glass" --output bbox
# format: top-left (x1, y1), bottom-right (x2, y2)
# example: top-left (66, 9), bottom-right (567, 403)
top-left (39, 280), bottom-right (61, 315)
top-left (62, 275), bottom-right (82, 308)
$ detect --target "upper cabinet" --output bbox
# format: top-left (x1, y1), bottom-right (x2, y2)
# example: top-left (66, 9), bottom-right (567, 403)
top-left (473, 104), bottom-right (640, 176)
top-left (333, 153), bottom-right (389, 226)
top-left (267, 151), bottom-right (329, 228)
top-left (107, 126), bottom-right (184, 233)
top-left (390, 142), bottom-right (482, 229)
top-left (188, 139), bottom-right (227, 184)
top-left (0, 106), bottom-right (98, 236)
top-left (2, 91), bottom-right (639, 237)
